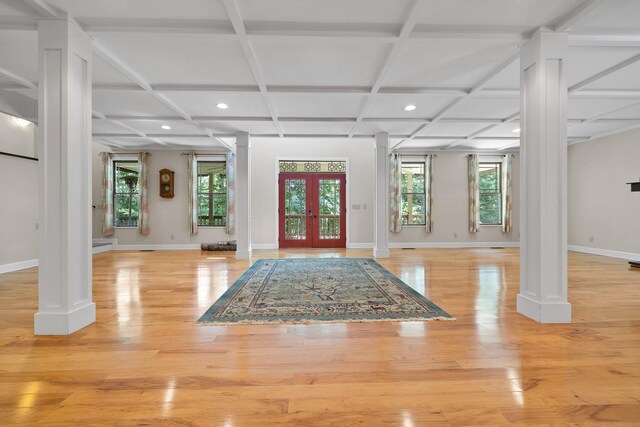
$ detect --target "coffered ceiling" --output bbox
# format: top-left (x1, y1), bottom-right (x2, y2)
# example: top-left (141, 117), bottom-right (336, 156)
top-left (0, 0), bottom-right (639, 152)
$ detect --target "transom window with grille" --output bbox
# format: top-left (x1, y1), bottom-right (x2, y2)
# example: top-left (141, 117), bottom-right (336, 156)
top-left (401, 162), bottom-right (426, 225)
top-left (197, 161), bottom-right (227, 226)
top-left (113, 160), bottom-right (140, 227)
top-left (479, 162), bottom-right (502, 225)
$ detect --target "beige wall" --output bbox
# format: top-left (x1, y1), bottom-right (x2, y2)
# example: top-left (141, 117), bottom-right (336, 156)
top-left (0, 112), bottom-right (38, 267)
top-left (389, 151), bottom-right (520, 246)
top-left (568, 128), bottom-right (640, 256)
top-left (92, 144), bottom-right (233, 246)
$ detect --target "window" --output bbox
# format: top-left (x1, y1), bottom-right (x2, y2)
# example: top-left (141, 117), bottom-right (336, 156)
top-left (114, 160), bottom-right (140, 227)
top-left (479, 162), bottom-right (502, 225)
top-left (197, 161), bottom-right (227, 226)
top-left (401, 162), bottom-right (425, 225)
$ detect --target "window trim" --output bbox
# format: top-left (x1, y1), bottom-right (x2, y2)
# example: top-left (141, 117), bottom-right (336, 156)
top-left (478, 160), bottom-right (503, 226)
top-left (401, 161), bottom-right (427, 226)
top-left (196, 160), bottom-right (227, 228)
top-left (113, 159), bottom-right (140, 229)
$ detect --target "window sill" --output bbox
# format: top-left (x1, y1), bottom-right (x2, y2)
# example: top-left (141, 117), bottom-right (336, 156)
top-left (114, 227), bottom-right (138, 229)
top-left (401, 224), bottom-right (427, 227)
top-left (480, 224), bottom-right (504, 227)
top-left (197, 226), bottom-right (227, 229)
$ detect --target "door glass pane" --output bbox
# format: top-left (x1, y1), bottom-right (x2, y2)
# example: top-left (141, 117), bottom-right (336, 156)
top-left (318, 179), bottom-right (340, 239)
top-left (284, 179), bottom-right (306, 240)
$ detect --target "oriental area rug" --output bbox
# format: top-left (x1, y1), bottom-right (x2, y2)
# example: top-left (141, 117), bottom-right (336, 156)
top-left (198, 258), bottom-right (453, 325)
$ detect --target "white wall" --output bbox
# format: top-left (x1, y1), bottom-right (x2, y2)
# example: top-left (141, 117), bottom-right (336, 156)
top-left (0, 112), bottom-right (38, 269)
top-left (251, 137), bottom-right (375, 247)
top-left (92, 144), bottom-right (233, 246)
top-left (389, 151), bottom-right (520, 246)
top-left (568, 128), bottom-right (640, 257)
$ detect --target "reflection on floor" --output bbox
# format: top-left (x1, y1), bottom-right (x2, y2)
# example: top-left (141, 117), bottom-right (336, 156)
top-left (0, 248), bottom-right (639, 425)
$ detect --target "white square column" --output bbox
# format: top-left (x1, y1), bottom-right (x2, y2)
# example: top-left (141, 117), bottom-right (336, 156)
top-left (35, 20), bottom-right (95, 334)
top-left (235, 132), bottom-right (252, 259)
top-left (517, 28), bottom-right (571, 323)
top-left (373, 133), bottom-right (390, 258)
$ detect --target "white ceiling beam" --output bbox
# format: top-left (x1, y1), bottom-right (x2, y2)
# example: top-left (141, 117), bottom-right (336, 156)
top-left (23, 0), bottom-right (61, 19)
top-left (553, 0), bottom-right (608, 32)
top-left (392, 50), bottom-right (521, 150)
top-left (0, 68), bottom-right (37, 89)
top-left (569, 52), bottom-right (640, 94)
top-left (571, 120), bottom-right (640, 145)
top-left (347, 0), bottom-right (428, 137)
top-left (221, 0), bottom-right (284, 137)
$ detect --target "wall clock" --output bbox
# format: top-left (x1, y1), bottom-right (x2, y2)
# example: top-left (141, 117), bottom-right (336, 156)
top-left (159, 168), bottom-right (175, 198)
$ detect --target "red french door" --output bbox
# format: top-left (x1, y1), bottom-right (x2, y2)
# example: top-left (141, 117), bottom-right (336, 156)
top-left (278, 173), bottom-right (346, 248)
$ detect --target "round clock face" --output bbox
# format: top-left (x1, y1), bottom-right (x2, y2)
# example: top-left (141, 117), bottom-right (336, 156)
top-left (163, 185), bottom-right (170, 192)
top-left (161, 173), bottom-right (170, 183)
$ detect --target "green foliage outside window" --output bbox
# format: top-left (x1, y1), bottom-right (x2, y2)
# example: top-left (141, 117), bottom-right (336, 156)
top-left (479, 163), bottom-right (502, 225)
top-left (197, 162), bottom-right (227, 226)
top-left (401, 163), bottom-right (426, 225)
top-left (114, 161), bottom-right (140, 227)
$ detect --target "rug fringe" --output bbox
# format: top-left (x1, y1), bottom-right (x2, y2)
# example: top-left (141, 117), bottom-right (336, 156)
top-left (198, 316), bottom-right (456, 326)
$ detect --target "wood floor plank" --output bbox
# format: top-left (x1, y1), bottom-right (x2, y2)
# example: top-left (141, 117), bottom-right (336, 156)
top-left (0, 248), bottom-right (639, 425)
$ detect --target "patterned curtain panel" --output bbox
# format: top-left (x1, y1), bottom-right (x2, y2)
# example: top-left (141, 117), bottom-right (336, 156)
top-left (137, 152), bottom-right (150, 236)
top-left (389, 153), bottom-right (403, 233)
top-left (468, 154), bottom-right (480, 233)
top-left (424, 154), bottom-right (433, 233)
top-left (501, 154), bottom-right (513, 233)
top-left (101, 152), bottom-right (114, 236)
top-left (188, 153), bottom-right (198, 235)
top-left (225, 152), bottom-right (235, 235)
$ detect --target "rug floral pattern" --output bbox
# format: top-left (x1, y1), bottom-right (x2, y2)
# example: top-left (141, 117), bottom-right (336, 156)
top-left (198, 258), bottom-right (453, 325)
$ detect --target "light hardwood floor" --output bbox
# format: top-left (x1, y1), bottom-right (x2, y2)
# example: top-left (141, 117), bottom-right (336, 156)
top-left (0, 248), bottom-right (639, 426)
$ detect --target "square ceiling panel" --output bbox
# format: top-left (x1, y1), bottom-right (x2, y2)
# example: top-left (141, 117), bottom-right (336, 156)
top-left (48, 0), bottom-right (229, 20)
top-left (416, 0), bottom-right (583, 29)
top-left (567, 47), bottom-right (640, 89)
top-left (572, 0), bottom-right (640, 33)
top-left (580, 59), bottom-right (640, 91)
top-left (158, 91), bottom-right (270, 117)
top-left (200, 120), bottom-right (278, 135)
top-left (480, 122), bottom-right (521, 138)
top-left (399, 139), bottom-right (451, 149)
top-left (92, 33), bottom-right (256, 85)
top-left (416, 121), bottom-right (495, 138)
top-left (93, 91), bottom-right (180, 117)
top-left (0, 30), bottom-right (38, 84)
top-left (366, 94), bottom-right (458, 118)
top-left (251, 39), bottom-right (391, 86)
top-left (92, 52), bottom-right (136, 85)
top-left (445, 96), bottom-right (519, 120)
top-left (599, 101), bottom-right (640, 120)
top-left (280, 121), bottom-right (353, 135)
top-left (117, 120), bottom-right (204, 135)
top-left (239, 0), bottom-right (412, 25)
top-left (270, 93), bottom-right (366, 117)
top-left (482, 59), bottom-right (520, 90)
top-left (92, 119), bottom-right (135, 134)
top-left (354, 121), bottom-right (423, 136)
top-left (385, 39), bottom-right (519, 88)
top-left (568, 97), bottom-right (640, 120)
top-left (567, 122), bottom-right (628, 138)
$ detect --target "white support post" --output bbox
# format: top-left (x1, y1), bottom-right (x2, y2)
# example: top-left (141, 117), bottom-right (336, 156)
top-left (373, 133), bottom-right (390, 258)
top-left (517, 28), bottom-right (571, 323)
top-left (235, 132), bottom-right (252, 259)
top-left (35, 20), bottom-right (95, 334)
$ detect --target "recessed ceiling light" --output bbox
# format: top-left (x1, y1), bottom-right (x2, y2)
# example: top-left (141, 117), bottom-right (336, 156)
top-left (161, 125), bottom-right (171, 130)
top-left (216, 103), bottom-right (229, 110)
top-left (12, 117), bottom-right (31, 127)
top-left (404, 104), bottom-right (416, 111)
top-left (513, 128), bottom-right (521, 133)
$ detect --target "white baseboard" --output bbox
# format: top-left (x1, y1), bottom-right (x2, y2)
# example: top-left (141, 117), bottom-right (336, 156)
top-left (92, 244), bottom-right (113, 254)
top-left (0, 259), bottom-right (38, 274)
top-left (252, 244), bottom-right (278, 250)
top-left (568, 245), bottom-right (640, 262)
top-left (114, 244), bottom-right (203, 250)
top-left (389, 241), bottom-right (520, 249)
top-left (347, 243), bottom-right (374, 249)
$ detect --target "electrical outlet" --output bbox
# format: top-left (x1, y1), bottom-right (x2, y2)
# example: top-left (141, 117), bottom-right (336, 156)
top-left (589, 236), bottom-right (594, 243)
top-left (352, 204), bottom-right (361, 210)
top-left (363, 204), bottom-right (367, 209)
top-left (453, 232), bottom-right (458, 238)
top-left (170, 234), bottom-right (175, 241)
top-left (35, 223), bottom-right (39, 230)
